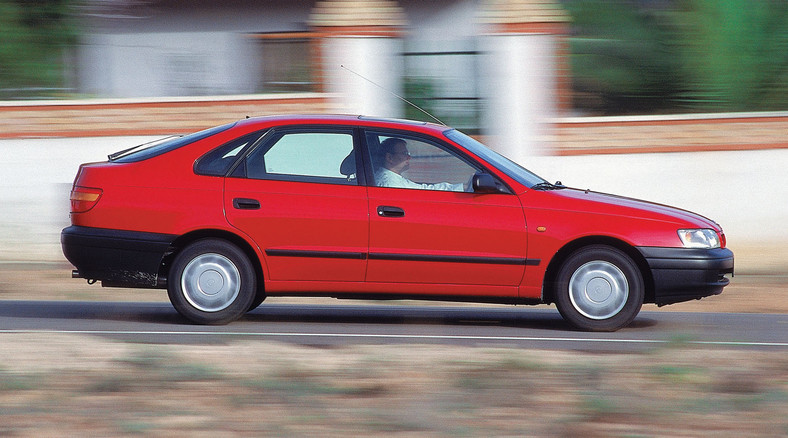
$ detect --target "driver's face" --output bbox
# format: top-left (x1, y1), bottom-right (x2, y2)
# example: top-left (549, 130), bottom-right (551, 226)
top-left (387, 142), bottom-right (411, 174)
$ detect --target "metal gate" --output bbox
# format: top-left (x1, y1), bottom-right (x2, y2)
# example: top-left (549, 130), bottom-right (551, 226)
top-left (402, 41), bottom-right (482, 133)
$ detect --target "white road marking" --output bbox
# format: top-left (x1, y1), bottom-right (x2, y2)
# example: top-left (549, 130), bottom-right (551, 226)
top-left (1, 329), bottom-right (786, 348)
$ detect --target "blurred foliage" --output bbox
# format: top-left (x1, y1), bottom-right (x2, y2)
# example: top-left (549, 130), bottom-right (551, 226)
top-left (0, 0), bottom-right (77, 99)
top-left (567, 0), bottom-right (684, 114)
top-left (565, 0), bottom-right (788, 114)
top-left (673, 0), bottom-right (788, 111)
top-left (403, 76), bottom-right (439, 122)
top-left (403, 76), bottom-right (481, 132)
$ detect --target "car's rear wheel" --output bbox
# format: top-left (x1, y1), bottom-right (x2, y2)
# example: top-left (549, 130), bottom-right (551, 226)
top-left (554, 245), bottom-right (644, 331)
top-left (168, 239), bottom-right (256, 324)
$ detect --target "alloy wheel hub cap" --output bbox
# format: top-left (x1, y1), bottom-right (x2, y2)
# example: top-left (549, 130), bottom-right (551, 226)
top-left (569, 261), bottom-right (628, 320)
top-left (181, 253), bottom-right (240, 312)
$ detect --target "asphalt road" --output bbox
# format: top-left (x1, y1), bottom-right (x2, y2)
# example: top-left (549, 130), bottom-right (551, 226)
top-left (0, 301), bottom-right (786, 352)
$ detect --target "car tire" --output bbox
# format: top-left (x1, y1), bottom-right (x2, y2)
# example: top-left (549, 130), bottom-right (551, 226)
top-left (248, 291), bottom-right (266, 312)
top-left (554, 245), bottom-right (644, 331)
top-left (168, 239), bottom-right (256, 325)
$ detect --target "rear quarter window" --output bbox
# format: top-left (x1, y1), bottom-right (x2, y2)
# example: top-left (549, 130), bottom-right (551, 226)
top-left (194, 130), bottom-right (268, 176)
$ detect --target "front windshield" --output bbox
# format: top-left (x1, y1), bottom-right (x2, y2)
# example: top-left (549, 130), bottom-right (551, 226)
top-left (443, 129), bottom-right (547, 188)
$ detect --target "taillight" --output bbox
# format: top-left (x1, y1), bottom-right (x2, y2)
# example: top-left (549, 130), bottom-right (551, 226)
top-left (70, 186), bottom-right (103, 213)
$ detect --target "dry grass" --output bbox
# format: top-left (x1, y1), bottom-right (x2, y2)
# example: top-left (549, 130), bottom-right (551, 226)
top-left (0, 334), bottom-right (785, 436)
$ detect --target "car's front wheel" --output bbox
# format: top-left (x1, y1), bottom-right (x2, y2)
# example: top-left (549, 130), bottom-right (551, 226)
top-left (554, 245), bottom-right (644, 331)
top-left (168, 239), bottom-right (256, 325)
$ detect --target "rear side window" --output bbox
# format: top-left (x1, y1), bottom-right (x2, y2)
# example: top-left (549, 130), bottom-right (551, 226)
top-left (245, 131), bottom-right (357, 185)
top-left (194, 130), bottom-right (267, 176)
top-left (110, 123), bottom-right (236, 163)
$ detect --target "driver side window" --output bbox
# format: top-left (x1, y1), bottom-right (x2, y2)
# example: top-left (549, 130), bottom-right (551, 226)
top-left (367, 132), bottom-right (479, 192)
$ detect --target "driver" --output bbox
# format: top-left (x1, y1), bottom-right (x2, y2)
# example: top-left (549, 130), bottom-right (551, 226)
top-left (375, 138), bottom-right (464, 192)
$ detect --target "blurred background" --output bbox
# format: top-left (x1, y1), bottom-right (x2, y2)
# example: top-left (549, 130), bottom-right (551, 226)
top-left (0, 2), bottom-right (786, 435)
top-left (3, 1), bottom-right (787, 113)
top-left (1, 0), bottom-right (787, 272)
top-left (3, 1), bottom-right (786, 114)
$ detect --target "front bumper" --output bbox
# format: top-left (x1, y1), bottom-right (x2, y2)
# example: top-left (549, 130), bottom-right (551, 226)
top-left (61, 225), bottom-right (176, 288)
top-left (637, 247), bottom-right (734, 306)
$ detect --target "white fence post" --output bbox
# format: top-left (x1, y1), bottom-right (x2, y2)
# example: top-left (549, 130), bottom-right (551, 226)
top-left (310, 0), bottom-right (407, 118)
top-left (479, 0), bottom-right (570, 161)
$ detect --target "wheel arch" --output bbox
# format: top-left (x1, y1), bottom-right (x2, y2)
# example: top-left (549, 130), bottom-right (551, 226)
top-left (541, 236), bottom-right (654, 305)
top-left (159, 229), bottom-right (265, 294)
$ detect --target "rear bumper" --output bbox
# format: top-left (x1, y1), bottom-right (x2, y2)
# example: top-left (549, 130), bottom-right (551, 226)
top-left (637, 247), bottom-right (734, 306)
top-left (61, 225), bottom-right (175, 288)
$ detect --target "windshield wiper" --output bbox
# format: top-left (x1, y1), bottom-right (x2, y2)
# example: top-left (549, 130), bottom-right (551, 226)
top-left (531, 181), bottom-right (566, 190)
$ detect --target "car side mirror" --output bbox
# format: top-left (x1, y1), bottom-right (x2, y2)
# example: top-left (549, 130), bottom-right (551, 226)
top-left (472, 173), bottom-right (500, 194)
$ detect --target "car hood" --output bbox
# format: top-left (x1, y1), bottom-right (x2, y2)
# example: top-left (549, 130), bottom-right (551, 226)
top-left (527, 188), bottom-right (722, 231)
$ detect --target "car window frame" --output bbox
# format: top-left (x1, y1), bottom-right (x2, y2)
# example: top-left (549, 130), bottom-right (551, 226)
top-left (233, 125), bottom-right (366, 186)
top-left (193, 129), bottom-right (270, 177)
top-left (359, 128), bottom-right (513, 194)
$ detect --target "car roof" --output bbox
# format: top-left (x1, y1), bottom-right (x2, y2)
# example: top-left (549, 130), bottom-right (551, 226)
top-left (234, 114), bottom-right (451, 135)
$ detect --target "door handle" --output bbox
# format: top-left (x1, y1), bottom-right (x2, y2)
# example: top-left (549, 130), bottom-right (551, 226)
top-left (377, 205), bottom-right (405, 218)
top-left (233, 198), bottom-right (260, 210)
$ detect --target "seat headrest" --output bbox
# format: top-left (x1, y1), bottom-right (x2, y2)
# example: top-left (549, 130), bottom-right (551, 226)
top-left (340, 150), bottom-right (356, 176)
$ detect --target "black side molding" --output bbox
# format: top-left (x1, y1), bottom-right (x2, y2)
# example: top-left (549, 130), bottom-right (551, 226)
top-left (264, 248), bottom-right (539, 266)
top-left (369, 253), bottom-right (537, 266)
top-left (266, 249), bottom-right (367, 260)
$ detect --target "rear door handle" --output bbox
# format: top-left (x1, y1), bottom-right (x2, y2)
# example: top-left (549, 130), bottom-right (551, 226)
top-left (233, 198), bottom-right (260, 210)
top-left (377, 205), bottom-right (405, 218)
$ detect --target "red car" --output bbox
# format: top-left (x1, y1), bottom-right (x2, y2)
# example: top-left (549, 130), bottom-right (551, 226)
top-left (62, 115), bottom-right (733, 331)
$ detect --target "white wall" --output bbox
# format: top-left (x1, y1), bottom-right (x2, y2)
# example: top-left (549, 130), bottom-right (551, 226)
top-left (76, 0), bottom-right (314, 97)
top-left (0, 136), bottom-right (157, 262)
top-left (79, 32), bottom-right (258, 97)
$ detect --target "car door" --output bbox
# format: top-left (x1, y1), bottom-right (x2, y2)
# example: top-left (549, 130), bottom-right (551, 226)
top-left (224, 127), bottom-right (369, 283)
top-left (363, 130), bottom-right (527, 296)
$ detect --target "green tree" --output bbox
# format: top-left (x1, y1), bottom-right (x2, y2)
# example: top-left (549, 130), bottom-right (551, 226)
top-left (0, 0), bottom-right (76, 99)
top-left (566, 0), bottom-right (684, 114)
top-left (564, 0), bottom-right (788, 114)
top-left (673, 0), bottom-right (788, 111)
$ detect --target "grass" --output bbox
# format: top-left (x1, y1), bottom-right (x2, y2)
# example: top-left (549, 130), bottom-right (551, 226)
top-left (0, 335), bottom-right (785, 436)
top-left (116, 420), bottom-right (156, 434)
top-left (650, 364), bottom-right (709, 385)
top-left (0, 371), bottom-right (40, 391)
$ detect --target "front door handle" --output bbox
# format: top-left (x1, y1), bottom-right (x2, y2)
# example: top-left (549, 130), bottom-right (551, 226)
top-left (377, 205), bottom-right (405, 218)
top-left (233, 198), bottom-right (260, 210)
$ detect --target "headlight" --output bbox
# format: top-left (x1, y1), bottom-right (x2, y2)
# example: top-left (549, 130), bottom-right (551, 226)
top-left (678, 229), bottom-right (720, 249)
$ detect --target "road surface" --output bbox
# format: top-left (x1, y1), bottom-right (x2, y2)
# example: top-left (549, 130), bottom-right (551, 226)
top-left (0, 301), bottom-right (786, 352)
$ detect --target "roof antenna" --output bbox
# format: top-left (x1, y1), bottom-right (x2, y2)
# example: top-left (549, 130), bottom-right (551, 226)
top-left (340, 64), bottom-right (447, 126)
